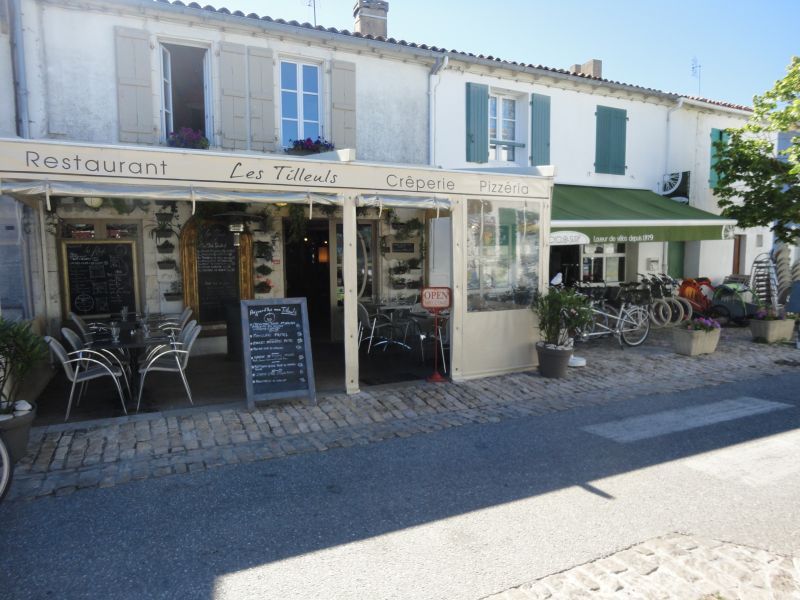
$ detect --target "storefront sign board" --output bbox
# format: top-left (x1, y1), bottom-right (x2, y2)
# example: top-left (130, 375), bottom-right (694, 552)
top-left (240, 298), bottom-right (316, 408)
top-left (421, 287), bottom-right (451, 310)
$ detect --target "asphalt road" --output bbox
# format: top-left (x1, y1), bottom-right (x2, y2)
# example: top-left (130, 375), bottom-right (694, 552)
top-left (2, 371), bottom-right (800, 599)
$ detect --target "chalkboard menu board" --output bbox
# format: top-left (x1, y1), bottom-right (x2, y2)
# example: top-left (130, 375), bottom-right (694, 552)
top-left (197, 224), bottom-right (239, 323)
top-left (241, 298), bottom-right (316, 407)
top-left (62, 241), bottom-right (138, 316)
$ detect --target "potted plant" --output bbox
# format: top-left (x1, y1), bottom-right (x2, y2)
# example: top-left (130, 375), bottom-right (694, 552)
top-left (254, 241), bottom-right (274, 261)
top-left (157, 258), bottom-right (177, 270)
top-left (167, 127), bottom-right (210, 150)
top-left (673, 316), bottom-right (722, 356)
top-left (285, 136), bottom-right (335, 156)
top-left (156, 240), bottom-right (175, 254)
top-left (255, 264), bottom-right (273, 276)
top-left (0, 318), bottom-right (47, 463)
top-left (531, 287), bottom-right (592, 378)
top-left (255, 279), bottom-right (273, 294)
top-left (749, 308), bottom-right (798, 343)
top-left (163, 282), bottom-right (183, 302)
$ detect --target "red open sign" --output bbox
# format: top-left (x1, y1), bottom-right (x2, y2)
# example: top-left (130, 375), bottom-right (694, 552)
top-left (421, 287), bottom-right (451, 310)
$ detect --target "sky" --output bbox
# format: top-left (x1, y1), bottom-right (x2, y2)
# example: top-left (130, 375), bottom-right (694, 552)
top-left (211, 0), bottom-right (797, 107)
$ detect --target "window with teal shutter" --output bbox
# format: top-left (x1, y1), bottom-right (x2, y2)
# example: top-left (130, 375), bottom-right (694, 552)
top-left (465, 83), bottom-right (489, 163)
top-left (709, 128), bottom-right (730, 188)
top-left (530, 93), bottom-right (550, 165)
top-left (595, 105), bottom-right (627, 175)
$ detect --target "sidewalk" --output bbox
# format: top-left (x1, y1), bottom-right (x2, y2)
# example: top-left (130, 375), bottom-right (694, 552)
top-left (8, 326), bottom-right (799, 502)
top-left (485, 533), bottom-right (800, 600)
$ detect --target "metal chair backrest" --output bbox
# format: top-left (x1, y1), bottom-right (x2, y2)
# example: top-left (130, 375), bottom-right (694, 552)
top-left (357, 303), bottom-right (371, 330)
top-left (178, 324), bottom-right (202, 368)
top-left (69, 312), bottom-right (89, 339)
top-left (177, 320), bottom-right (198, 344)
top-left (45, 336), bottom-right (76, 382)
top-left (61, 327), bottom-right (85, 353)
top-left (178, 307), bottom-right (193, 330)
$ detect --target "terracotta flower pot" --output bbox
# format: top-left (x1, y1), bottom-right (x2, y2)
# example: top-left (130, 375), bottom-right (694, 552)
top-left (749, 319), bottom-right (796, 343)
top-left (535, 343), bottom-right (573, 378)
top-left (673, 327), bottom-right (720, 356)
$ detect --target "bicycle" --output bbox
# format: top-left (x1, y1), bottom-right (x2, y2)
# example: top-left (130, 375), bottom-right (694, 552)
top-left (0, 435), bottom-right (12, 503)
top-left (574, 283), bottom-right (650, 347)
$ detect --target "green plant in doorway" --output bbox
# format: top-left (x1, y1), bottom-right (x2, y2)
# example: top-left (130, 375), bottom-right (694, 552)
top-left (287, 205), bottom-right (308, 244)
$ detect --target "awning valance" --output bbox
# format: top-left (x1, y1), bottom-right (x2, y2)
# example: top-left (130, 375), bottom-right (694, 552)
top-left (550, 185), bottom-right (736, 244)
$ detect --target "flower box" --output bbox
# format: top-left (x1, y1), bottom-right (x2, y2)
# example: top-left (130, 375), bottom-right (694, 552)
top-left (749, 318), bottom-right (796, 343)
top-left (673, 327), bottom-right (720, 356)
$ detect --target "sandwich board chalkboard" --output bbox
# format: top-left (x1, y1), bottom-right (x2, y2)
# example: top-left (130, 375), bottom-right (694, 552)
top-left (61, 240), bottom-right (138, 317)
top-left (241, 298), bottom-right (316, 408)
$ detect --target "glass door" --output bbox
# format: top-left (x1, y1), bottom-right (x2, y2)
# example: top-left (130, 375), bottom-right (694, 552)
top-left (331, 222), bottom-right (376, 340)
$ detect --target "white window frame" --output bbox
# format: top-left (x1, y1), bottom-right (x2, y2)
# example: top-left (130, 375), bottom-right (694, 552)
top-left (581, 243), bottom-right (627, 283)
top-left (489, 93), bottom-right (521, 163)
top-left (280, 60), bottom-right (322, 146)
top-left (158, 41), bottom-right (213, 144)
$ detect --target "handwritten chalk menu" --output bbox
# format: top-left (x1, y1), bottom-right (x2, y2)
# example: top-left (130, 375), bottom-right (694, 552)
top-left (62, 241), bottom-right (138, 316)
top-left (241, 299), bottom-right (316, 407)
top-left (197, 224), bottom-right (239, 323)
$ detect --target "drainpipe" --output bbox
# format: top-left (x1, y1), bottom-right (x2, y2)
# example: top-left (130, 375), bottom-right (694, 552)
top-left (9, 0), bottom-right (30, 138)
top-left (663, 98), bottom-right (685, 275)
top-left (428, 55), bottom-right (448, 166)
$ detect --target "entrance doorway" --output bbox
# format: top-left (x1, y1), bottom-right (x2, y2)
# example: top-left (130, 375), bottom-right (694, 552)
top-left (284, 219), bottom-right (331, 340)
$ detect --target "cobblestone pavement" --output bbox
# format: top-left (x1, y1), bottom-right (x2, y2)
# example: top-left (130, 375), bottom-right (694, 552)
top-left (7, 327), bottom-right (800, 503)
top-left (484, 533), bottom-right (800, 600)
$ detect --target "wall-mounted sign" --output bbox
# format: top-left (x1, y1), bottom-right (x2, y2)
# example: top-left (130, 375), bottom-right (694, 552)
top-left (61, 240), bottom-right (138, 317)
top-left (549, 230), bottom-right (591, 246)
top-left (421, 287), bottom-right (451, 310)
top-left (391, 242), bottom-right (416, 254)
top-left (240, 298), bottom-right (316, 408)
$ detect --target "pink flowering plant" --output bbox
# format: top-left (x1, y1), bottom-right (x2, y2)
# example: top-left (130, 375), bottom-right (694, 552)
top-left (167, 127), bottom-right (210, 150)
top-left (286, 137), bottom-right (335, 154)
top-left (752, 306), bottom-right (797, 321)
top-left (683, 316), bottom-right (721, 331)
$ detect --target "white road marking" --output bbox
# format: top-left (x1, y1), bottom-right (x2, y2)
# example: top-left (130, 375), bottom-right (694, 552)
top-left (582, 397), bottom-right (792, 443)
top-left (684, 428), bottom-right (800, 486)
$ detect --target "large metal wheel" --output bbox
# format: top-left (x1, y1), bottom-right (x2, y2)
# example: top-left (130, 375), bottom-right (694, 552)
top-left (620, 306), bottom-right (651, 347)
top-left (0, 436), bottom-right (12, 503)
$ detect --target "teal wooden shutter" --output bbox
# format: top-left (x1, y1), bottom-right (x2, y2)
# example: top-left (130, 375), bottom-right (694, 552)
top-left (709, 128), bottom-right (730, 187)
top-left (465, 83), bottom-right (489, 163)
top-left (530, 93), bottom-right (550, 165)
top-left (595, 106), bottom-right (627, 175)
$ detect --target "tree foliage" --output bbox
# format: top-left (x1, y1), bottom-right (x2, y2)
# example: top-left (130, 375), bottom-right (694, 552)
top-left (714, 56), bottom-right (800, 243)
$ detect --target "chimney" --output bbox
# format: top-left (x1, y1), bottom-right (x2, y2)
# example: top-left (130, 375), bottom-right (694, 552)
top-left (353, 0), bottom-right (389, 38)
top-left (569, 59), bottom-right (603, 79)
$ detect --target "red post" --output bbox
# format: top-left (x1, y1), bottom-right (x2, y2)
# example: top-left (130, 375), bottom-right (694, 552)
top-left (427, 308), bottom-right (447, 383)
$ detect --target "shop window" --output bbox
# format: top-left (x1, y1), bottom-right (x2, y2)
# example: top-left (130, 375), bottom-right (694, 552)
top-left (160, 43), bottom-right (209, 140)
top-left (581, 243), bottom-right (626, 283)
top-left (467, 200), bottom-right (540, 312)
top-left (281, 61), bottom-right (321, 146)
top-left (0, 197), bottom-right (33, 320)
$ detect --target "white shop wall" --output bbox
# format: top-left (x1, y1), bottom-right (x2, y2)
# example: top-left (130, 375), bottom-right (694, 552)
top-left (433, 68), bottom-right (670, 191)
top-left (23, 2), bottom-right (429, 163)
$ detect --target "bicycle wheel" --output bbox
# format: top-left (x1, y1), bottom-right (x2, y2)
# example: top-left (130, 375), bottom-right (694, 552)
top-left (620, 306), bottom-right (651, 346)
top-left (649, 300), bottom-right (670, 328)
top-left (665, 297), bottom-right (685, 325)
top-left (0, 436), bottom-right (12, 503)
top-left (675, 296), bottom-right (693, 322)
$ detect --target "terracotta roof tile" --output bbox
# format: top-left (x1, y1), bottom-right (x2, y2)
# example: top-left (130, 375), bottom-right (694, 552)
top-left (154, 0), bottom-right (751, 112)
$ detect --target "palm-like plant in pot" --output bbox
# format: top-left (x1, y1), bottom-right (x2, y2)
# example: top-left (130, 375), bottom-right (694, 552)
top-left (531, 287), bottom-right (592, 378)
top-left (0, 318), bottom-right (47, 463)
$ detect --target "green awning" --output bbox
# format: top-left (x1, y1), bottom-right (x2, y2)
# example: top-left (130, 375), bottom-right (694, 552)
top-left (550, 184), bottom-right (736, 244)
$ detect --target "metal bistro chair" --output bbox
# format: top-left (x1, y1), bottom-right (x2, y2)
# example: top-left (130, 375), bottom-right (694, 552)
top-left (357, 303), bottom-right (394, 354)
top-left (136, 324), bottom-right (202, 412)
top-left (157, 307), bottom-right (193, 336)
top-left (60, 327), bottom-right (132, 402)
top-left (45, 336), bottom-right (128, 421)
top-left (69, 311), bottom-right (108, 342)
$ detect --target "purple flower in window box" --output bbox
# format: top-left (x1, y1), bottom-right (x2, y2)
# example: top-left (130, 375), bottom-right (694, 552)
top-left (167, 127), bottom-right (210, 150)
top-left (285, 137), bottom-right (335, 155)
